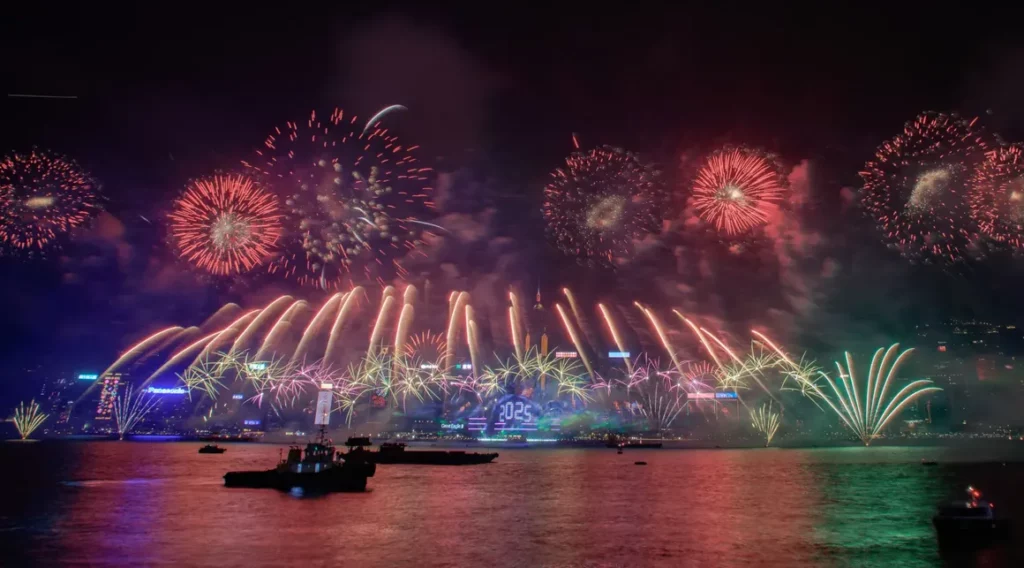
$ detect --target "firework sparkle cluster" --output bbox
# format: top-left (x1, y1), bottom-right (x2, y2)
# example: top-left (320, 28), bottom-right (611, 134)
top-left (0, 149), bottom-right (97, 255)
top-left (543, 145), bottom-right (664, 267)
top-left (691, 146), bottom-right (788, 236)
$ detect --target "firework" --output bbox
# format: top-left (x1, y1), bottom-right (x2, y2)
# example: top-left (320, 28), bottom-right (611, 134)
top-left (113, 384), bottom-right (160, 440)
top-left (631, 364), bottom-right (685, 429)
top-left (168, 174), bottom-right (282, 275)
top-left (796, 344), bottom-right (940, 445)
top-left (244, 108), bottom-right (435, 288)
top-left (969, 144), bottom-right (1024, 248)
top-left (11, 400), bottom-right (48, 440)
top-left (543, 145), bottom-right (664, 266)
top-left (860, 112), bottom-right (989, 263)
top-left (750, 402), bottom-right (781, 447)
top-left (691, 146), bottom-right (787, 235)
top-left (0, 149), bottom-right (97, 254)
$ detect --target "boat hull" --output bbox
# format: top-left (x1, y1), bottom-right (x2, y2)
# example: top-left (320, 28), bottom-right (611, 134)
top-left (224, 462), bottom-right (375, 492)
top-left (933, 517), bottom-right (1011, 541)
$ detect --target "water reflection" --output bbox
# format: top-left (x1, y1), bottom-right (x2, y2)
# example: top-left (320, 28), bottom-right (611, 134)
top-left (1, 442), bottom-right (1023, 567)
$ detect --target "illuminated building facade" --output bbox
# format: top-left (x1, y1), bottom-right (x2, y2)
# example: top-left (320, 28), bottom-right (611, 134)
top-left (95, 373), bottom-right (124, 421)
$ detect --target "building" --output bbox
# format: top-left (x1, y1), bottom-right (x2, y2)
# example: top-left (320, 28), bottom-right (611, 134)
top-left (95, 373), bottom-right (125, 421)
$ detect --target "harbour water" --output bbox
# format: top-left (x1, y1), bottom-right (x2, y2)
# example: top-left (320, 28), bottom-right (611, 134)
top-left (2, 441), bottom-right (1023, 567)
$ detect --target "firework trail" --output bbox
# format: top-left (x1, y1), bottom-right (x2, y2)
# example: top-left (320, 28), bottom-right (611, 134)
top-left (750, 401), bottom-right (781, 447)
top-left (255, 300), bottom-right (309, 360)
top-left (291, 293), bottom-right (343, 364)
top-left (509, 291), bottom-right (525, 360)
top-left (226, 295), bottom-right (294, 358)
top-left (11, 400), bottom-right (48, 440)
top-left (0, 149), bottom-right (97, 254)
top-left (795, 344), bottom-right (940, 445)
top-left (113, 384), bottom-right (160, 440)
top-left (673, 311), bottom-right (725, 369)
top-left (860, 112), bottom-right (990, 263)
top-left (369, 295), bottom-right (396, 353)
top-left (637, 305), bottom-right (683, 375)
top-left (465, 305), bottom-right (481, 375)
top-left (969, 144), bottom-right (1024, 248)
top-left (325, 288), bottom-right (363, 365)
top-left (141, 331), bottom-right (225, 389)
top-left (555, 303), bottom-right (595, 379)
top-left (394, 303), bottom-right (415, 356)
top-left (245, 108), bottom-right (435, 288)
top-left (543, 145), bottom-right (664, 266)
top-left (632, 366), bottom-right (685, 429)
top-left (691, 146), bottom-right (787, 235)
top-left (168, 174), bottom-right (282, 275)
top-left (598, 303), bottom-right (633, 374)
top-left (445, 292), bottom-right (469, 370)
top-left (76, 326), bottom-right (188, 407)
top-left (187, 310), bottom-right (260, 370)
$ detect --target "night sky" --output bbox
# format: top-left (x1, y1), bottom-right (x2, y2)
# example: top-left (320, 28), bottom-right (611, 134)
top-left (4, 4), bottom-right (1024, 402)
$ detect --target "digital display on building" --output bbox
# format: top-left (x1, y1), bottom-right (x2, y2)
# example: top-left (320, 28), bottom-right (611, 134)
top-left (232, 393), bottom-right (244, 400)
top-left (714, 391), bottom-right (738, 399)
top-left (77, 373), bottom-right (98, 381)
top-left (145, 387), bottom-right (186, 395)
top-left (608, 351), bottom-right (631, 358)
top-left (554, 351), bottom-right (578, 359)
top-left (489, 394), bottom-right (543, 431)
top-left (688, 391), bottom-right (738, 400)
top-left (243, 419), bottom-right (261, 426)
top-left (247, 362), bottom-right (267, 371)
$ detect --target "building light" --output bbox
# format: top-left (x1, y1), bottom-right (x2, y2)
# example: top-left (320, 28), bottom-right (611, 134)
top-left (459, 363), bottom-right (473, 370)
top-left (145, 387), bottom-right (187, 395)
top-left (232, 393), bottom-right (244, 400)
top-left (554, 351), bottom-right (578, 358)
top-left (420, 363), bottom-right (439, 370)
top-left (608, 351), bottom-right (631, 358)
top-left (320, 382), bottom-right (333, 390)
top-left (247, 362), bottom-right (267, 371)
top-left (77, 374), bottom-right (98, 381)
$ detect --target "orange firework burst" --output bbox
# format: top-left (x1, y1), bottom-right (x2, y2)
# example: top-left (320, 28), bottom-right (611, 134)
top-left (543, 145), bottom-right (664, 266)
top-left (0, 149), bottom-right (97, 255)
top-left (168, 174), bottom-right (283, 275)
top-left (969, 144), bottom-right (1024, 249)
top-left (244, 108), bottom-right (436, 289)
top-left (860, 112), bottom-right (990, 263)
top-left (403, 331), bottom-right (447, 361)
top-left (691, 146), bottom-right (787, 235)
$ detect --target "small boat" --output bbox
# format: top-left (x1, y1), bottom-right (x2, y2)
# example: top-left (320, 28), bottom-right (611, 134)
top-left (921, 459), bottom-right (938, 466)
top-left (634, 461), bottom-right (647, 466)
top-left (355, 440), bottom-right (497, 465)
top-left (933, 486), bottom-right (1010, 542)
top-left (224, 429), bottom-right (375, 492)
top-left (199, 444), bottom-right (226, 454)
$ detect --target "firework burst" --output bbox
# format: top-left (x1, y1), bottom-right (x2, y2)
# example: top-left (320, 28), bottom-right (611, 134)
top-left (0, 149), bottom-right (97, 255)
top-left (244, 108), bottom-right (436, 288)
top-left (860, 112), bottom-right (990, 263)
top-left (750, 402), bottom-right (781, 447)
top-left (543, 145), bottom-right (664, 266)
top-left (691, 146), bottom-right (787, 235)
top-left (113, 384), bottom-right (160, 440)
top-left (11, 400), bottom-right (48, 440)
top-left (969, 144), bottom-right (1024, 248)
top-left (168, 174), bottom-right (283, 275)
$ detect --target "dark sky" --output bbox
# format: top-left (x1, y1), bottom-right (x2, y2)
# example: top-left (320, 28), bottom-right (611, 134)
top-left (3, 3), bottom-right (1024, 401)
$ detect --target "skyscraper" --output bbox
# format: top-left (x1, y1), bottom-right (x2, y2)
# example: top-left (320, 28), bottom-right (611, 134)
top-left (95, 373), bottom-right (124, 421)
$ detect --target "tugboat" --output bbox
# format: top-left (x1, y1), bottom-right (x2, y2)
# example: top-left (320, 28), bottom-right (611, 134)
top-left (933, 486), bottom-right (1010, 542)
top-left (224, 428), bottom-right (375, 492)
top-left (353, 439), bottom-right (498, 465)
top-left (198, 444), bottom-right (226, 454)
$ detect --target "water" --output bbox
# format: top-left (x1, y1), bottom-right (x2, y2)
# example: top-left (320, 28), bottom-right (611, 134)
top-left (2, 441), bottom-right (1023, 567)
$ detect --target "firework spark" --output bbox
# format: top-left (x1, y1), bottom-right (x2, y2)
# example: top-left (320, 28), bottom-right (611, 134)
top-left (11, 400), bottom-right (48, 440)
top-left (0, 149), bottom-right (97, 254)
top-left (169, 174), bottom-right (282, 275)
top-left (860, 112), bottom-right (989, 263)
top-left (750, 402), bottom-right (781, 447)
top-left (970, 144), bottom-right (1024, 248)
top-left (245, 108), bottom-right (435, 288)
top-left (113, 384), bottom-right (160, 440)
top-left (543, 145), bottom-right (664, 266)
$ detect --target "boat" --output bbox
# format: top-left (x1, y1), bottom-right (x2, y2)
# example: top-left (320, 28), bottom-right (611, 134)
top-left (933, 486), bottom-right (1010, 542)
top-left (224, 429), bottom-right (375, 492)
top-left (355, 440), bottom-right (497, 465)
top-left (198, 444), bottom-right (226, 454)
top-left (921, 459), bottom-right (938, 466)
top-left (606, 435), bottom-right (663, 449)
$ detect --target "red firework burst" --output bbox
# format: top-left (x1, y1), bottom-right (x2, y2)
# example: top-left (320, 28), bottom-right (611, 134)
top-left (969, 144), bottom-right (1024, 248)
top-left (543, 145), bottom-right (664, 266)
top-left (860, 112), bottom-right (990, 263)
top-left (244, 108), bottom-right (435, 289)
top-left (691, 147), bottom-right (787, 235)
top-left (0, 149), bottom-right (97, 254)
top-left (403, 331), bottom-right (447, 361)
top-left (168, 174), bottom-right (283, 275)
